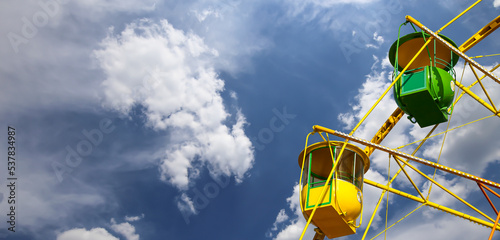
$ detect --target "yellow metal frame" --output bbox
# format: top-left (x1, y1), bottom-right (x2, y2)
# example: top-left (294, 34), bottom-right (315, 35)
top-left (315, 126), bottom-right (500, 189)
top-left (363, 108), bottom-right (404, 157)
top-left (459, 14), bottom-right (500, 53)
top-left (311, 126), bottom-right (500, 231)
top-left (299, 2), bottom-right (500, 239)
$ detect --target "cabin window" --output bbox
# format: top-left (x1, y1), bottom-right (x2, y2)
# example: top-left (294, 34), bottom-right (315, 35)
top-left (337, 149), bottom-right (365, 191)
top-left (303, 146), bottom-right (365, 191)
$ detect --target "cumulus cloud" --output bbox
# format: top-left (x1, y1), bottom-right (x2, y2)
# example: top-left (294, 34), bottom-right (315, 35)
top-left (269, 209), bottom-right (289, 232)
top-left (337, 55), bottom-right (409, 142)
top-left (94, 19), bottom-right (254, 190)
top-left (57, 228), bottom-right (119, 240)
top-left (275, 209), bottom-right (290, 224)
top-left (267, 184), bottom-right (315, 240)
top-left (93, 19), bottom-right (254, 221)
top-left (495, 0), bottom-right (500, 8)
top-left (110, 218), bottom-right (140, 240)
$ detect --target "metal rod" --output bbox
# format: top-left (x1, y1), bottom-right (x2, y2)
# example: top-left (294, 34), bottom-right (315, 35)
top-left (393, 156), bottom-right (494, 223)
top-left (454, 81), bottom-right (500, 117)
top-left (312, 125), bottom-right (500, 189)
top-left (406, 15), bottom-right (500, 85)
top-left (468, 63), bottom-right (498, 112)
top-left (393, 155), bottom-right (426, 201)
top-left (478, 182), bottom-right (499, 215)
top-left (436, 0), bottom-right (482, 34)
top-left (489, 211), bottom-right (500, 240)
top-left (365, 179), bottom-right (500, 231)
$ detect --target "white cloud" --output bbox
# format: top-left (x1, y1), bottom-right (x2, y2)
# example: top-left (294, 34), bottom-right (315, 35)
top-left (177, 192), bottom-right (197, 217)
top-left (93, 17), bottom-right (254, 197)
top-left (275, 209), bottom-right (289, 224)
top-left (420, 175), bottom-right (474, 216)
top-left (57, 228), bottom-right (119, 240)
top-left (269, 209), bottom-right (289, 232)
top-left (366, 32), bottom-right (384, 49)
top-left (110, 219), bottom-right (140, 240)
top-left (382, 213), bottom-right (492, 240)
top-left (125, 214), bottom-right (145, 222)
top-left (337, 55), bottom-right (408, 142)
top-left (267, 184), bottom-right (315, 240)
top-left (494, 0), bottom-right (500, 8)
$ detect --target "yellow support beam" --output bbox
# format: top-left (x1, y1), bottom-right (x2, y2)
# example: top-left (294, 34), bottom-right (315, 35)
top-left (468, 64), bottom-right (498, 112)
top-left (348, 35), bottom-right (435, 136)
top-left (364, 108), bottom-right (404, 157)
top-left (396, 114), bottom-right (495, 150)
top-left (393, 156), bottom-right (494, 223)
top-left (364, 179), bottom-right (500, 231)
top-left (454, 81), bottom-right (500, 116)
top-left (303, 37), bottom-right (437, 238)
top-left (369, 204), bottom-right (426, 240)
top-left (361, 125), bottom-right (437, 240)
top-left (436, 0), bottom-right (482, 34)
top-left (472, 53), bottom-right (500, 59)
top-left (406, 15), bottom-right (500, 85)
top-left (460, 14), bottom-right (500, 53)
top-left (312, 126), bottom-right (500, 189)
top-left (393, 155), bottom-right (426, 201)
top-left (490, 212), bottom-right (500, 240)
top-left (361, 185), bottom-right (387, 240)
top-left (454, 63), bottom-right (500, 104)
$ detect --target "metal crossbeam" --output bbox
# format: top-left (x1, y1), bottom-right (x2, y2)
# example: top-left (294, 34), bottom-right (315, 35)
top-left (406, 15), bottom-right (500, 85)
top-left (364, 179), bottom-right (500, 231)
top-left (460, 15), bottom-right (500, 53)
top-left (312, 126), bottom-right (500, 189)
top-left (364, 108), bottom-right (404, 157)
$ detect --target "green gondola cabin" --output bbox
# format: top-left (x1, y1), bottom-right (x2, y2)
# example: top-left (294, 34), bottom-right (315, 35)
top-left (389, 32), bottom-right (459, 127)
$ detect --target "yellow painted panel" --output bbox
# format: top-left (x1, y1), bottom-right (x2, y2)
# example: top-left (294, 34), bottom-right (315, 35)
top-left (301, 180), bottom-right (363, 238)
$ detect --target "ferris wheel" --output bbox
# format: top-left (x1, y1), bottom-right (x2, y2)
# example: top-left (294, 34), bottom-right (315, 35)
top-left (296, 1), bottom-right (500, 239)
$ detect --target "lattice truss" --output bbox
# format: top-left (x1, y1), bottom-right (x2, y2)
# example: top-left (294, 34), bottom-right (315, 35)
top-left (298, 1), bottom-right (500, 240)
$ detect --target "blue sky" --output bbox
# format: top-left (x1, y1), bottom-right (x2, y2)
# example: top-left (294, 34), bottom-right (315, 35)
top-left (1, 0), bottom-right (500, 239)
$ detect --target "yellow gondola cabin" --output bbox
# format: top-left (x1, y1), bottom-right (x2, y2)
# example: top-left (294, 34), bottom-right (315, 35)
top-left (298, 141), bottom-right (370, 239)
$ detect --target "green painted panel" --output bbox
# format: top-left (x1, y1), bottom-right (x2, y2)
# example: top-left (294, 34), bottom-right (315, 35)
top-left (401, 69), bottom-right (427, 95)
